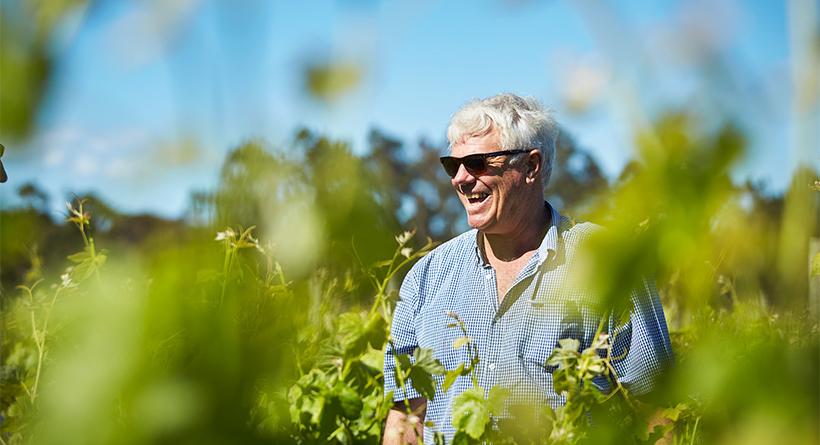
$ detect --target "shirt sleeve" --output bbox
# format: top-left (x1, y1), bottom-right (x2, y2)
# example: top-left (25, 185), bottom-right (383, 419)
top-left (383, 264), bottom-right (425, 402)
top-left (608, 276), bottom-right (675, 397)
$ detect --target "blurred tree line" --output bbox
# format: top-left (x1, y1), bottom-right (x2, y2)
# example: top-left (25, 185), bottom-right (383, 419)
top-left (0, 125), bottom-right (611, 295)
top-left (2, 122), bottom-right (814, 319)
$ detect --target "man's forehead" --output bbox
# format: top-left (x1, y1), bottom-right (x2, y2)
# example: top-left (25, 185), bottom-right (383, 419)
top-left (452, 130), bottom-right (502, 154)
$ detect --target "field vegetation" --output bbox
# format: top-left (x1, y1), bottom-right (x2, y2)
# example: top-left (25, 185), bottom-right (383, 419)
top-left (1, 116), bottom-right (818, 444)
top-left (1, 2), bottom-right (818, 443)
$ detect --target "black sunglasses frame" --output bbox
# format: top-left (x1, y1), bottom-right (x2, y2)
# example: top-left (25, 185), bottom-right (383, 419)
top-left (439, 149), bottom-right (530, 177)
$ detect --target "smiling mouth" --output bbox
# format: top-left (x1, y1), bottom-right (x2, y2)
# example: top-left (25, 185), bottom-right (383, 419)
top-left (465, 193), bottom-right (489, 204)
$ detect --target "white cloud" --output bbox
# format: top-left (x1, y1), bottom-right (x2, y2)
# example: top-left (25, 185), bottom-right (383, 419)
top-left (44, 147), bottom-right (67, 166)
top-left (74, 156), bottom-right (99, 176)
top-left (37, 123), bottom-right (148, 157)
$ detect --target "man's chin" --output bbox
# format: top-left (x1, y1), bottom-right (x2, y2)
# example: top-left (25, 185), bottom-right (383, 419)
top-left (467, 218), bottom-right (492, 232)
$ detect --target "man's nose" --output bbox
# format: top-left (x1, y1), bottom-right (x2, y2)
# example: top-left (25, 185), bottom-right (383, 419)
top-left (451, 163), bottom-right (476, 185)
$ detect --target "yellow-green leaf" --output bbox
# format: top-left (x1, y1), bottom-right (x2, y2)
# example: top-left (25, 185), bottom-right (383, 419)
top-left (452, 336), bottom-right (473, 350)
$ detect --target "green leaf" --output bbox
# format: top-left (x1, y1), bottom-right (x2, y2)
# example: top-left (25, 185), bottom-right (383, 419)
top-left (413, 347), bottom-right (446, 374)
top-left (558, 338), bottom-right (581, 352)
top-left (339, 312), bottom-right (368, 358)
top-left (359, 347), bottom-right (384, 372)
top-left (364, 313), bottom-right (388, 350)
top-left (0, 381), bottom-right (23, 412)
top-left (334, 384), bottom-right (363, 420)
top-left (329, 425), bottom-right (353, 445)
top-left (67, 246), bottom-right (106, 283)
top-left (450, 431), bottom-right (470, 445)
top-left (545, 350), bottom-right (567, 367)
top-left (486, 386), bottom-right (510, 416)
top-left (377, 390), bottom-right (395, 419)
top-left (442, 363), bottom-right (465, 393)
top-left (408, 347), bottom-right (445, 400)
top-left (661, 403), bottom-right (688, 422)
top-left (67, 250), bottom-right (90, 263)
top-left (452, 336), bottom-right (473, 350)
top-left (396, 353), bottom-right (412, 371)
top-left (339, 312), bottom-right (387, 360)
top-left (811, 252), bottom-right (820, 279)
top-left (306, 395), bottom-right (325, 425)
top-left (370, 259), bottom-right (394, 269)
top-left (451, 387), bottom-right (490, 439)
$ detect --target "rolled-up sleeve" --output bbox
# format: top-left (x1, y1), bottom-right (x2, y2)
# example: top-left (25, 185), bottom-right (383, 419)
top-left (609, 276), bottom-right (675, 397)
top-left (384, 265), bottom-right (424, 402)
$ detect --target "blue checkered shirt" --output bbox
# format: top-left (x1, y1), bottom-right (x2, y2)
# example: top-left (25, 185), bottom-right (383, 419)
top-left (383, 203), bottom-right (675, 444)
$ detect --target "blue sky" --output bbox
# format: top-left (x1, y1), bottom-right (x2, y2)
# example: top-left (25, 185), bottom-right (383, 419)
top-left (2, 0), bottom-right (815, 218)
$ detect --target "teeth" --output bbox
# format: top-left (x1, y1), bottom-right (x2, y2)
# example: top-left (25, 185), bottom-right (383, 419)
top-left (466, 193), bottom-right (487, 199)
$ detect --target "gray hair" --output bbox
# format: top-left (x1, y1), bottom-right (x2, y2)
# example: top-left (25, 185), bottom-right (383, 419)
top-left (447, 93), bottom-right (558, 186)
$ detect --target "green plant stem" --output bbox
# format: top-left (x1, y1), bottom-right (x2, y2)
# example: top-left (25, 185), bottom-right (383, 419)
top-left (689, 415), bottom-right (701, 445)
top-left (72, 200), bottom-right (102, 284)
top-left (389, 340), bottom-right (425, 445)
top-left (275, 261), bottom-right (287, 289)
top-left (87, 233), bottom-right (102, 284)
top-left (30, 286), bottom-right (63, 403)
top-left (456, 317), bottom-right (480, 387)
top-left (219, 242), bottom-right (234, 306)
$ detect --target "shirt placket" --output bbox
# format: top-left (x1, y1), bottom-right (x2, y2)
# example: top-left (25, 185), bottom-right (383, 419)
top-left (478, 258), bottom-right (544, 396)
top-left (478, 265), bottom-right (501, 394)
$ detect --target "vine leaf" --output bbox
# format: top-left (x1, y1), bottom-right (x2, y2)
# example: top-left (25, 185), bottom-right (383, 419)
top-left (407, 347), bottom-right (445, 400)
top-left (67, 247), bottom-right (107, 283)
top-left (442, 363), bottom-right (465, 393)
top-left (451, 387), bottom-right (490, 439)
top-left (0, 381), bottom-right (23, 411)
top-left (452, 336), bottom-right (473, 350)
top-left (661, 403), bottom-right (688, 422)
top-left (333, 383), bottom-right (363, 420)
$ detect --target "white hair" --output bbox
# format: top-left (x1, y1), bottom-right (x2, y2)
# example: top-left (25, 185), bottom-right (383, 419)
top-left (447, 93), bottom-right (559, 185)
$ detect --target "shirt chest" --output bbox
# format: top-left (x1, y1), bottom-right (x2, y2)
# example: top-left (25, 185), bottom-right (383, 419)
top-left (414, 261), bottom-right (602, 380)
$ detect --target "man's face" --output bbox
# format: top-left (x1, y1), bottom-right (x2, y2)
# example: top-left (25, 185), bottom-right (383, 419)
top-left (450, 131), bottom-right (532, 236)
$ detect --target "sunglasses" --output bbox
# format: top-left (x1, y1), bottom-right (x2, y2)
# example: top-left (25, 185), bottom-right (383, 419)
top-left (439, 149), bottom-right (530, 177)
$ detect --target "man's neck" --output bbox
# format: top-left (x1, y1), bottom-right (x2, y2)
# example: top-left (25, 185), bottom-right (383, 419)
top-left (481, 201), bottom-right (551, 263)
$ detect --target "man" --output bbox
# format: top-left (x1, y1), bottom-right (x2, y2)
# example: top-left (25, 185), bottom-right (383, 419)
top-left (383, 93), bottom-right (674, 445)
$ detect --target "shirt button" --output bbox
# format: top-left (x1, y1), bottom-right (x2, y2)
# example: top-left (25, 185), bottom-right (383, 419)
top-left (488, 363), bottom-right (496, 371)
top-left (485, 274), bottom-right (492, 280)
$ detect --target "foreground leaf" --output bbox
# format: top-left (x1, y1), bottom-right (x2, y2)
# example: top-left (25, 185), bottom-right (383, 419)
top-left (451, 387), bottom-right (490, 439)
top-left (408, 347), bottom-right (445, 400)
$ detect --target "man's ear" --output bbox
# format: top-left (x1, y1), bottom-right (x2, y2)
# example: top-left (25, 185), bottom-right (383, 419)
top-left (525, 149), bottom-right (543, 184)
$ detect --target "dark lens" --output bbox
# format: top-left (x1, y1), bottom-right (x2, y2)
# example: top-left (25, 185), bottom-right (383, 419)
top-left (440, 157), bottom-right (460, 177)
top-left (462, 155), bottom-right (487, 175)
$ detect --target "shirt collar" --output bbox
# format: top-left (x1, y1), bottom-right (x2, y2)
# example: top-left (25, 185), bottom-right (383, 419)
top-left (536, 201), bottom-right (561, 266)
top-left (472, 201), bottom-right (561, 267)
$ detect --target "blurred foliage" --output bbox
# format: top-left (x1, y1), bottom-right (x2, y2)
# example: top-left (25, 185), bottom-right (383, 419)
top-left (0, 0), bottom-right (92, 140)
top-left (1, 2), bottom-right (819, 444)
top-left (304, 62), bottom-right (363, 102)
top-left (1, 112), bottom-right (818, 444)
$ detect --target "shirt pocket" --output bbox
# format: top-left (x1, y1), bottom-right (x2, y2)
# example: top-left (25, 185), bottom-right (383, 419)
top-left (416, 304), bottom-right (468, 372)
top-left (513, 300), bottom-right (590, 407)
top-left (502, 303), bottom-right (558, 406)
